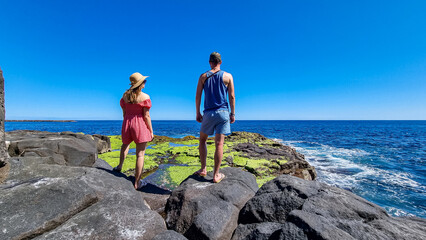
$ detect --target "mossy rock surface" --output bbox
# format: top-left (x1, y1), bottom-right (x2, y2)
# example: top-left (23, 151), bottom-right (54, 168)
top-left (99, 150), bottom-right (158, 174)
top-left (99, 131), bottom-right (316, 189)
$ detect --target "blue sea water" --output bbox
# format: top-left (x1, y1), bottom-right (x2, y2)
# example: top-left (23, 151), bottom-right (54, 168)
top-left (5, 120), bottom-right (426, 218)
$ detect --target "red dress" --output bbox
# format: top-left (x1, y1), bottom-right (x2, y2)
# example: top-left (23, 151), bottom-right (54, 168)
top-left (120, 98), bottom-right (152, 144)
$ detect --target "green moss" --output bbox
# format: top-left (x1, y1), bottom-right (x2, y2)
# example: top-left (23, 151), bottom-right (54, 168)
top-left (151, 142), bottom-right (168, 148)
top-left (276, 159), bottom-right (288, 166)
top-left (109, 136), bottom-right (122, 150)
top-left (245, 159), bottom-right (274, 176)
top-left (145, 147), bottom-right (168, 156)
top-left (233, 155), bottom-right (249, 167)
top-left (169, 146), bottom-right (199, 156)
top-left (174, 155), bottom-right (200, 165)
top-left (256, 175), bottom-right (276, 188)
top-left (104, 132), bottom-right (291, 189)
top-left (175, 139), bottom-right (199, 145)
top-left (166, 165), bottom-right (213, 185)
top-left (108, 135), bottom-right (137, 151)
top-left (99, 151), bottom-right (158, 173)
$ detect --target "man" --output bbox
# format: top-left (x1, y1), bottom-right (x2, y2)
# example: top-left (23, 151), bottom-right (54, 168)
top-left (195, 52), bottom-right (235, 183)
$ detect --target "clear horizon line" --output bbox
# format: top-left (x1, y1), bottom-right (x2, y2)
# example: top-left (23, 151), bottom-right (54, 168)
top-left (5, 119), bottom-right (426, 121)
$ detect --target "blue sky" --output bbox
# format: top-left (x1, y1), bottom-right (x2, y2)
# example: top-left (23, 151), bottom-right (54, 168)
top-left (1, 0), bottom-right (425, 120)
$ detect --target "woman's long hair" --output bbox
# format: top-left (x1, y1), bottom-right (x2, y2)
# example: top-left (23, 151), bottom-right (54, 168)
top-left (124, 83), bottom-right (144, 104)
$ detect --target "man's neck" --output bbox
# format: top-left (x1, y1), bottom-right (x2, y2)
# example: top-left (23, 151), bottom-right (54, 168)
top-left (211, 66), bottom-right (221, 72)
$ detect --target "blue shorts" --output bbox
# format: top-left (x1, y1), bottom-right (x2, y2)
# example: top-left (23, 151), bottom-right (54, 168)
top-left (200, 109), bottom-right (231, 135)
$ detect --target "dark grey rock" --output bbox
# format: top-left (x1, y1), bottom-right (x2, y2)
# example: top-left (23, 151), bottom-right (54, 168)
top-left (0, 176), bottom-right (99, 239)
top-left (1, 154), bottom-right (166, 239)
top-left (152, 230), bottom-right (188, 240)
top-left (93, 134), bottom-right (111, 154)
top-left (238, 174), bottom-right (426, 240)
top-left (93, 158), bottom-right (113, 170)
top-left (239, 174), bottom-right (322, 224)
top-left (140, 184), bottom-right (172, 217)
top-left (225, 155), bottom-right (234, 165)
top-left (231, 222), bottom-right (307, 240)
top-left (227, 132), bottom-right (316, 180)
top-left (0, 67), bottom-right (6, 168)
top-left (6, 130), bottom-right (111, 167)
top-left (165, 167), bottom-right (259, 240)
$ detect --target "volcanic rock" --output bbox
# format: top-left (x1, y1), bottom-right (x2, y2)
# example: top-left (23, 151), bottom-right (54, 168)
top-left (152, 230), bottom-right (188, 240)
top-left (6, 130), bottom-right (109, 167)
top-left (0, 67), bottom-right (6, 169)
top-left (1, 156), bottom-right (166, 239)
top-left (93, 134), bottom-right (111, 153)
top-left (165, 167), bottom-right (258, 240)
top-left (231, 222), bottom-right (307, 240)
top-left (1, 130), bottom-right (166, 239)
top-left (236, 174), bottom-right (426, 240)
top-left (226, 132), bottom-right (316, 180)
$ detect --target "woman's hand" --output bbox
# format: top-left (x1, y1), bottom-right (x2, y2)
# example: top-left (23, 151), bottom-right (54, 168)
top-left (151, 132), bottom-right (154, 139)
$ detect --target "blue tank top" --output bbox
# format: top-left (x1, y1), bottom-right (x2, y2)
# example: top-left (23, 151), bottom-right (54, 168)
top-left (203, 70), bottom-right (229, 112)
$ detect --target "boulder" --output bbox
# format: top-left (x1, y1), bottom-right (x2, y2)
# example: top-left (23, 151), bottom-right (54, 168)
top-left (165, 167), bottom-right (259, 240)
top-left (231, 222), bottom-right (307, 240)
top-left (152, 230), bottom-right (188, 240)
top-left (0, 67), bottom-right (6, 168)
top-left (1, 156), bottom-right (166, 239)
top-left (226, 132), bottom-right (316, 180)
top-left (236, 174), bottom-right (426, 240)
top-left (93, 134), bottom-right (111, 154)
top-left (92, 157), bottom-right (113, 170)
top-left (140, 184), bottom-right (172, 217)
top-left (6, 130), bottom-right (111, 167)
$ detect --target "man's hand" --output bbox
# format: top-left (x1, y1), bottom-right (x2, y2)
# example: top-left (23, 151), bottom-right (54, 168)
top-left (230, 114), bottom-right (235, 124)
top-left (196, 112), bottom-right (203, 123)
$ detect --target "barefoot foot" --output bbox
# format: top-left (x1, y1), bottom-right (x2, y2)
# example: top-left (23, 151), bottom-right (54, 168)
top-left (193, 169), bottom-right (207, 177)
top-left (213, 173), bottom-right (225, 183)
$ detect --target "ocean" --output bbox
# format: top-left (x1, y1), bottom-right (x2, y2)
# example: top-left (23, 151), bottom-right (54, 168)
top-left (5, 120), bottom-right (426, 218)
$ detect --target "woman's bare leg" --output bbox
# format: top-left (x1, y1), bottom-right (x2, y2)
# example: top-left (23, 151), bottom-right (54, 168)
top-left (134, 142), bottom-right (147, 189)
top-left (118, 143), bottom-right (130, 170)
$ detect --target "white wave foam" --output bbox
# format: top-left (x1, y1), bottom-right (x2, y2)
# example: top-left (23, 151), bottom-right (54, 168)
top-left (284, 140), bottom-right (369, 157)
top-left (280, 140), bottom-right (425, 192)
top-left (385, 207), bottom-right (417, 217)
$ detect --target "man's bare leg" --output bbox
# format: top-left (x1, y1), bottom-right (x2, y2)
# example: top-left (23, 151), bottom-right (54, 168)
top-left (195, 131), bottom-right (208, 175)
top-left (134, 142), bottom-right (147, 189)
top-left (213, 133), bottom-right (225, 182)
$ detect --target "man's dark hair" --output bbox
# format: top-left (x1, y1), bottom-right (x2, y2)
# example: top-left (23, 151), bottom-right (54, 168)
top-left (209, 52), bottom-right (222, 65)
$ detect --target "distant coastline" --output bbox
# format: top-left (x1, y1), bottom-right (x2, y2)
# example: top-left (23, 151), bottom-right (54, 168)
top-left (5, 120), bottom-right (76, 122)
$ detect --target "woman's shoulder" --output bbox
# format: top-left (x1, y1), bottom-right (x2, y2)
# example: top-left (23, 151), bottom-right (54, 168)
top-left (121, 92), bottom-right (128, 101)
top-left (139, 92), bottom-right (150, 101)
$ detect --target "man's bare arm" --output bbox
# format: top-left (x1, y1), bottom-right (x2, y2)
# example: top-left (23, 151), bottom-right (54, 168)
top-left (227, 73), bottom-right (235, 123)
top-left (196, 74), bottom-right (206, 122)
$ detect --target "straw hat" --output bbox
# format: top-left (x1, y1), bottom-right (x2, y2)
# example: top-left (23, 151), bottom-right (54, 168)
top-left (129, 72), bottom-right (148, 89)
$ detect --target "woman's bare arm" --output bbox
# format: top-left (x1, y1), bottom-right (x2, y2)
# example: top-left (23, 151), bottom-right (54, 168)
top-left (143, 108), bottom-right (154, 138)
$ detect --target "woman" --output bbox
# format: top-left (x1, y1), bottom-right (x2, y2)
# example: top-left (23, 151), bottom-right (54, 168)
top-left (113, 72), bottom-right (154, 190)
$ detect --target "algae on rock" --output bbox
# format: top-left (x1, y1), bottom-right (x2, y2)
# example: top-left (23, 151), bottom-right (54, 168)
top-left (99, 131), bottom-right (316, 189)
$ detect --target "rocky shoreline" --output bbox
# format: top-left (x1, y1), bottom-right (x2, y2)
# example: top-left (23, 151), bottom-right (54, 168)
top-left (5, 120), bottom-right (77, 122)
top-left (100, 131), bottom-right (316, 190)
top-left (0, 130), bottom-right (425, 239)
